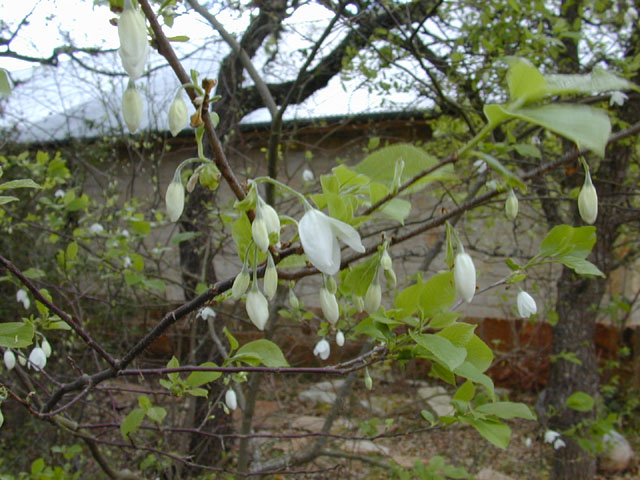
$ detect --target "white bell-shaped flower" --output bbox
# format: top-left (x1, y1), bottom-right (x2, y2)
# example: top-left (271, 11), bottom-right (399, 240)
top-left (313, 338), bottom-right (330, 361)
top-left (302, 169), bottom-right (314, 182)
top-left (246, 284), bottom-right (269, 330)
top-left (319, 287), bottom-right (339, 324)
top-left (118, 0), bottom-right (149, 80)
top-left (4, 349), bottom-right (16, 370)
top-left (198, 307), bottom-right (216, 321)
top-left (298, 209), bottom-right (364, 275)
top-left (251, 216), bottom-right (269, 253)
top-left (122, 81), bottom-right (143, 133)
top-left (261, 202), bottom-right (280, 241)
top-left (517, 291), bottom-right (537, 318)
top-left (28, 347), bottom-right (47, 371)
top-left (225, 388), bottom-right (238, 411)
top-left (578, 171), bottom-right (598, 224)
top-left (454, 251), bottom-right (476, 303)
top-left (16, 289), bottom-right (30, 310)
top-left (89, 223), bottom-right (104, 235)
top-left (336, 330), bottom-right (345, 347)
top-left (168, 90), bottom-right (188, 137)
top-left (165, 173), bottom-right (185, 222)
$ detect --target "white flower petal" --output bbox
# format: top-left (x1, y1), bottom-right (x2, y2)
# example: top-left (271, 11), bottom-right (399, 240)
top-left (517, 291), bottom-right (537, 318)
top-left (118, 0), bottom-right (149, 80)
top-left (165, 180), bottom-right (185, 222)
top-left (326, 216), bottom-right (365, 253)
top-left (4, 349), bottom-right (16, 370)
top-left (246, 288), bottom-right (269, 330)
top-left (313, 339), bottom-right (330, 361)
top-left (299, 209), bottom-right (339, 274)
top-left (28, 347), bottom-right (47, 371)
top-left (454, 252), bottom-right (476, 303)
top-left (225, 389), bottom-right (238, 410)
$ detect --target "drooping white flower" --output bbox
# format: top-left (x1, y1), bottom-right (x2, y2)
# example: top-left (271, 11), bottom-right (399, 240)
top-left (54, 189), bottom-right (65, 199)
top-left (454, 251), bottom-right (476, 303)
top-left (578, 170), bottom-right (598, 224)
top-left (123, 256), bottom-right (132, 269)
top-left (364, 281), bottom-right (381, 314)
top-left (261, 202), bottom-right (280, 240)
top-left (118, 0), bottom-right (149, 80)
top-left (18, 354), bottom-right (26, 366)
top-left (165, 175), bottom-right (185, 222)
top-left (517, 291), bottom-right (537, 318)
top-left (41, 339), bottom-right (52, 358)
top-left (473, 159), bottom-right (487, 174)
top-left (319, 287), bottom-right (339, 324)
top-left (225, 388), bottom-right (238, 411)
top-left (553, 438), bottom-right (566, 450)
top-left (313, 338), bottom-right (330, 361)
top-left (298, 209), bottom-right (365, 275)
top-left (609, 91), bottom-right (628, 107)
top-left (199, 306), bottom-right (216, 321)
top-left (524, 437), bottom-right (532, 448)
top-left (246, 285), bottom-right (269, 331)
top-left (121, 229), bottom-right (130, 238)
top-left (380, 250), bottom-right (393, 271)
top-left (505, 189), bottom-right (518, 220)
top-left (122, 81), bottom-right (143, 133)
top-left (336, 330), bottom-right (345, 347)
top-left (544, 430), bottom-right (561, 444)
top-left (168, 90), bottom-right (188, 137)
top-left (28, 347), bottom-right (47, 371)
top-left (302, 169), bottom-right (314, 182)
top-left (4, 349), bottom-right (16, 370)
top-left (16, 289), bottom-right (30, 310)
top-left (89, 223), bottom-right (104, 235)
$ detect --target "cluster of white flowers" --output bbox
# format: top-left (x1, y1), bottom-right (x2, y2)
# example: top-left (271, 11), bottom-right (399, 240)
top-left (544, 430), bottom-right (566, 450)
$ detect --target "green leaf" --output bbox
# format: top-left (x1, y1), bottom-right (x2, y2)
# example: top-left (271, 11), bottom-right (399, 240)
top-left (167, 35), bottom-right (190, 42)
top-left (545, 68), bottom-right (639, 96)
top-left (138, 395), bottom-right (152, 411)
top-left (411, 332), bottom-right (467, 371)
top-left (439, 323), bottom-right (476, 348)
top-left (467, 418), bottom-right (511, 449)
top-left (186, 362), bottom-right (222, 387)
top-left (146, 406), bottom-right (167, 424)
top-left (341, 255), bottom-right (379, 297)
top-left (353, 317), bottom-right (391, 343)
top-left (539, 225), bottom-right (596, 259)
top-left (464, 335), bottom-right (494, 373)
top-left (505, 57), bottom-right (547, 103)
top-left (472, 152), bottom-right (526, 191)
top-left (0, 179), bottom-right (42, 190)
top-left (396, 272), bottom-right (455, 319)
top-left (171, 231), bottom-right (202, 244)
top-left (120, 408), bottom-right (145, 439)
top-left (0, 322), bottom-right (35, 348)
top-left (558, 256), bottom-right (604, 277)
top-left (142, 278), bottom-right (166, 291)
top-left (508, 104), bottom-right (611, 157)
top-left (476, 401), bottom-right (536, 420)
top-left (231, 339), bottom-right (289, 367)
top-left (453, 380), bottom-right (475, 403)
top-left (187, 387), bottom-right (209, 397)
top-left (223, 327), bottom-right (239, 352)
top-left (380, 197), bottom-right (411, 224)
top-left (0, 68), bottom-right (11, 97)
top-left (0, 196), bottom-right (19, 205)
top-left (31, 458), bottom-right (45, 475)
top-left (354, 143), bottom-right (453, 193)
top-left (566, 391), bottom-right (595, 411)
top-left (455, 361), bottom-right (494, 394)
top-left (166, 356), bottom-right (180, 382)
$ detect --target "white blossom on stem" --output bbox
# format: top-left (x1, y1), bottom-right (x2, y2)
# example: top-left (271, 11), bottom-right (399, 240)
top-left (28, 347), bottom-right (46, 371)
top-left (313, 339), bottom-right (330, 361)
top-left (454, 251), bottom-right (476, 303)
top-left (118, 0), bottom-right (149, 80)
top-left (517, 291), bottom-right (537, 318)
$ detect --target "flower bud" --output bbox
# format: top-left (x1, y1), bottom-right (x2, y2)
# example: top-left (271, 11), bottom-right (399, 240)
top-left (578, 171), bottom-right (598, 224)
top-left (122, 81), bottom-right (143, 133)
top-left (18, 353), bottom-right (26, 366)
top-left (118, 0), bottom-right (149, 80)
top-left (225, 389), bottom-right (238, 411)
top-left (517, 291), bottom-right (537, 318)
top-left (168, 90), bottom-right (188, 137)
top-left (319, 287), bottom-right (339, 324)
top-left (336, 330), bottom-right (345, 347)
top-left (246, 285), bottom-right (269, 330)
top-left (232, 267), bottom-right (250, 300)
top-left (260, 203), bottom-right (280, 244)
top-left (4, 349), bottom-right (16, 370)
top-left (505, 189), bottom-right (518, 220)
top-left (28, 347), bottom-right (47, 371)
top-left (383, 267), bottom-right (397, 287)
top-left (313, 339), bottom-right (330, 361)
top-left (251, 217), bottom-right (269, 253)
top-left (364, 281), bottom-right (381, 314)
top-left (289, 287), bottom-right (299, 310)
top-left (380, 250), bottom-right (393, 271)
top-left (353, 295), bottom-right (364, 313)
top-left (454, 251), bottom-right (476, 303)
top-left (263, 254), bottom-right (278, 300)
top-left (364, 368), bottom-right (373, 390)
top-left (165, 176), bottom-right (185, 222)
top-left (41, 339), bottom-right (52, 358)
top-left (186, 172), bottom-right (199, 193)
top-left (325, 276), bottom-right (337, 295)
